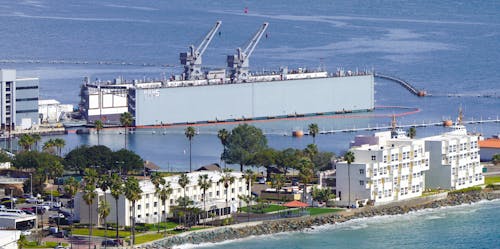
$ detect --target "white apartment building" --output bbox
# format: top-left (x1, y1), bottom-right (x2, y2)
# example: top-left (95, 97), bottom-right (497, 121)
top-left (75, 170), bottom-right (248, 226)
top-left (423, 126), bottom-right (483, 190)
top-left (336, 130), bottom-right (430, 207)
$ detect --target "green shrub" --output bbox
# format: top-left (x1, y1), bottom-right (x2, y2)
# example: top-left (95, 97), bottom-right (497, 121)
top-left (449, 186), bottom-right (482, 194)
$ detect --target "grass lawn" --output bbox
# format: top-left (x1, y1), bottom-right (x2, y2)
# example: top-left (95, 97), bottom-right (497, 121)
top-left (241, 204), bottom-right (288, 213)
top-left (26, 241), bottom-right (68, 248)
top-left (485, 176), bottom-right (500, 185)
top-left (72, 228), bottom-right (131, 238)
top-left (306, 207), bottom-right (343, 216)
top-left (142, 221), bottom-right (179, 231)
top-left (134, 233), bottom-right (166, 244)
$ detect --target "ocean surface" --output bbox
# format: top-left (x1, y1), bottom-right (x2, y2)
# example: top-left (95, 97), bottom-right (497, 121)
top-left (181, 199), bottom-right (500, 249)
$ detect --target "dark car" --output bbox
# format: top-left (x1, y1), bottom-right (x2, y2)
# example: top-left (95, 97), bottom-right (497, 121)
top-left (101, 239), bottom-right (123, 246)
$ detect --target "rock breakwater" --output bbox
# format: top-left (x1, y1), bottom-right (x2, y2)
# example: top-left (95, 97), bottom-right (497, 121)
top-left (137, 190), bottom-right (500, 248)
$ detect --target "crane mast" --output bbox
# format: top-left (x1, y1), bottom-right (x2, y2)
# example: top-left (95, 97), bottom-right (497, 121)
top-left (227, 22), bottom-right (269, 82)
top-left (180, 21), bottom-right (222, 80)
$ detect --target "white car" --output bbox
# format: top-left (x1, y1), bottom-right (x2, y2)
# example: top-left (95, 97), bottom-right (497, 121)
top-left (21, 230), bottom-right (31, 236)
top-left (36, 204), bottom-right (50, 211)
top-left (26, 197), bottom-right (41, 204)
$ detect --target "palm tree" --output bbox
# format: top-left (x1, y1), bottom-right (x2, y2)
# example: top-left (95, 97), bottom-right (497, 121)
top-left (184, 126), bottom-right (196, 172)
top-left (298, 158), bottom-right (314, 204)
top-left (98, 199), bottom-right (110, 239)
top-left (219, 168), bottom-right (235, 214)
top-left (308, 123), bottom-right (319, 144)
top-left (18, 134), bottom-right (34, 151)
top-left (95, 120), bottom-right (104, 145)
top-left (124, 177), bottom-right (142, 246)
top-left (178, 173), bottom-right (190, 226)
top-left (243, 169), bottom-right (255, 197)
top-left (407, 127), bottom-right (417, 139)
top-left (344, 151), bottom-right (355, 208)
top-left (64, 176), bottom-right (79, 244)
top-left (31, 134), bottom-right (41, 151)
top-left (109, 173), bottom-right (123, 239)
top-left (151, 172), bottom-right (165, 232)
top-left (197, 174), bottom-right (211, 226)
top-left (53, 138), bottom-right (65, 157)
top-left (217, 129), bottom-right (229, 168)
top-left (42, 139), bottom-right (56, 154)
top-left (82, 184), bottom-right (96, 249)
top-left (271, 173), bottom-right (286, 202)
top-left (98, 175), bottom-right (110, 237)
top-left (120, 112), bottom-right (134, 149)
top-left (158, 182), bottom-right (173, 235)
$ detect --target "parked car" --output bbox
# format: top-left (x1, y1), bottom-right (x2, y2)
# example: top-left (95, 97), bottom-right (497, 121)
top-left (36, 204), bottom-right (50, 211)
top-left (26, 197), bottom-right (42, 204)
top-left (101, 239), bottom-right (123, 246)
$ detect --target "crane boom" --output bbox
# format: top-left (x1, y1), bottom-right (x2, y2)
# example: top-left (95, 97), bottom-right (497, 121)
top-left (180, 21), bottom-right (222, 80)
top-left (227, 22), bottom-right (269, 82)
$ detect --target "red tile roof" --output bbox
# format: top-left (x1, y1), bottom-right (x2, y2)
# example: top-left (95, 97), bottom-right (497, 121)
top-left (479, 139), bottom-right (500, 149)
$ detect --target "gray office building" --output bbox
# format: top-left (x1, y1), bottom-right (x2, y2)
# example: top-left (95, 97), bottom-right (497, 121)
top-left (0, 69), bottom-right (39, 130)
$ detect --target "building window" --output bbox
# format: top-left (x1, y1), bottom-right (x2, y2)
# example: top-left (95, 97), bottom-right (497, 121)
top-left (372, 155), bottom-right (376, 161)
top-left (231, 188), bottom-right (235, 193)
top-left (359, 180), bottom-right (364, 186)
top-left (137, 215), bottom-right (141, 218)
top-left (146, 194), bottom-right (149, 198)
top-left (170, 199), bottom-right (173, 204)
top-left (359, 169), bottom-right (365, 174)
top-left (154, 202), bottom-right (157, 207)
top-left (146, 203), bottom-right (149, 208)
top-left (217, 191), bottom-right (220, 196)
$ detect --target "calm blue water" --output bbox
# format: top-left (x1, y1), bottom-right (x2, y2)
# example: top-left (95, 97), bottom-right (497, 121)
top-left (0, 0), bottom-right (499, 170)
top-left (181, 200), bottom-right (500, 249)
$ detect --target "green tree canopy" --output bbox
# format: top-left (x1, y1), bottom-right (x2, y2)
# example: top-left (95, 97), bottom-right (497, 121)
top-left (222, 124), bottom-right (268, 172)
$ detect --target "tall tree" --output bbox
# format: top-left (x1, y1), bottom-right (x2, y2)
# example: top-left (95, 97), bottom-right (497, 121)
top-left (151, 172), bottom-right (165, 233)
top-left (95, 120), bottom-right (104, 146)
top-left (219, 168), bottom-right (235, 213)
top-left (158, 182), bottom-right (173, 235)
top-left (271, 173), bottom-right (286, 201)
top-left (222, 124), bottom-right (268, 172)
top-left (53, 138), bottom-right (66, 157)
top-left (217, 129), bottom-right (229, 167)
top-left (197, 174), bottom-right (211, 226)
top-left (252, 148), bottom-right (276, 180)
top-left (31, 134), bottom-right (41, 151)
top-left (308, 123), bottom-right (319, 144)
top-left (82, 184), bottom-right (96, 249)
top-left (98, 174), bottom-right (110, 238)
top-left (243, 169), bottom-right (255, 198)
top-left (344, 151), bottom-right (355, 208)
top-left (42, 139), bottom-right (56, 154)
top-left (98, 199), bottom-right (110, 239)
top-left (298, 158), bottom-right (314, 204)
top-left (109, 173), bottom-right (123, 239)
top-left (407, 127), bottom-right (417, 139)
top-left (178, 173), bottom-right (190, 226)
top-left (184, 126), bottom-right (196, 172)
top-left (124, 177), bottom-right (142, 246)
top-left (18, 134), bottom-right (35, 151)
top-left (120, 112), bottom-right (134, 149)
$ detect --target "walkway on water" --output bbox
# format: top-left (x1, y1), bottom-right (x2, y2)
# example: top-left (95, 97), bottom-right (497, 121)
top-left (374, 73), bottom-right (427, 97)
top-left (300, 117), bottom-right (500, 135)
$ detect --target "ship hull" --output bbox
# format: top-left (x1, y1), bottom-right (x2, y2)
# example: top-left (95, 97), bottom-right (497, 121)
top-left (132, 74), bottom-right (374, 126)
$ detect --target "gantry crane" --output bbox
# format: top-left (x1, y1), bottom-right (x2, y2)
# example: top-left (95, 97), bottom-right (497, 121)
top-left (180, 21), bottom-right (222, 80)
top-left (227, 22), bottom-right (269, 82)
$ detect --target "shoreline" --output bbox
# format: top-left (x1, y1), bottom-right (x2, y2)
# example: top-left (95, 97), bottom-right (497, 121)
top-left (137, 190), bottom-right (500, 248)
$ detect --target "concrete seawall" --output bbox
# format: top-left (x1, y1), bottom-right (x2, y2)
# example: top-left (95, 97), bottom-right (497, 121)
top-left (136, 190), bottom-right (500, 249)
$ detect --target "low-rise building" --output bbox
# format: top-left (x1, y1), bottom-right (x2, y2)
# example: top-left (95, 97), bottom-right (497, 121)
top-left (336, 130), bottom-right (430, 207)
top-left (75, 169), bottom-right (248, 226)
top-left (423, 126), bottom-right (483, 190)
top-left (478, 136), bottom-right (500, 162)
top-left (38, 99), bottom-right (73, 123)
